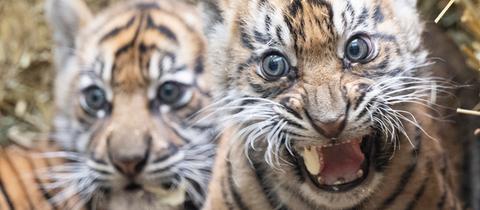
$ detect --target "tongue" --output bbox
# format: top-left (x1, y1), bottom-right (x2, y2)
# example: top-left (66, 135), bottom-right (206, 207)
top-left (318, 140), bottom-right (365, 185)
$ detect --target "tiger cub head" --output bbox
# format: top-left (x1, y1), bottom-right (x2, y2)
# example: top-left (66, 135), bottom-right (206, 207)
top-left (46, 0), bottom-right (216, 209)
top-left (203, 0), bottom-right (432, 208)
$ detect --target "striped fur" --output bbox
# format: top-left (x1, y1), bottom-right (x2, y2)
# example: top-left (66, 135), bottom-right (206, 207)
top-left (0, 143), bottom-right (88, 210)
top-left (43, 0), bottom-right (218, 209)
top-left (199, 0), bottom-right (463, 209)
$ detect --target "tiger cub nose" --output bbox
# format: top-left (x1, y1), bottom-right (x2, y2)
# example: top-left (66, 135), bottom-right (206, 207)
top-left (107, 132), bottom-right (152, 177)
top-left (310, 115), bottom-right (347, 139)
top-left (111, 152), bottom-right (149, 177)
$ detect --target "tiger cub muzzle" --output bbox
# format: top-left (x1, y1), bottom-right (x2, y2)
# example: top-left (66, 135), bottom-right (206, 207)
top-left (86, 93), bottom-right (188, 202)
top-left (287, 79), bottom-right (381, 192)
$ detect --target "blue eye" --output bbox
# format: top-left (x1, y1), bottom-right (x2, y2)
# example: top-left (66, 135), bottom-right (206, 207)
top-left (261, 53), bottom-right (290, 80)
top-left (158, 82), bottom-right (183, 105)
top-left (82, 86), bottom-right (108, 115)
top-left (345, 35), bottom-right (373, 63)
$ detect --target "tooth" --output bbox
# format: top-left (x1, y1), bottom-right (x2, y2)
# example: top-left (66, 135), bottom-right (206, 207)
top-left (356, 169), bottom-right (364, 178)
top-left (317, 176), bottom-right (325, 185)
top-left (303, 147), bottom-right (321, 175)
top-left (334, 178), bottom-right (345, 185)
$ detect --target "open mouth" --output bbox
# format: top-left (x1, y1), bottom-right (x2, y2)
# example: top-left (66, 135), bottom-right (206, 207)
top-left (299, 135), bottom-right (375, 192)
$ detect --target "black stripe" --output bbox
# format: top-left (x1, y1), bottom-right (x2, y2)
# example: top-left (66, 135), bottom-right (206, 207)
top-left (250, 151), bottom-right (290, 210)
top-left (227, 152), bottom-right (250, 210)
top-left (0, 182), bottom-right (14, 210)
top-left (265, 15), bottom-right (272, 32)
top-left (194, 56), bottom-right (204, 74)
top-left (345, 1), bottom-right (355, 30)
top-left (376, 127), bottom-right (422, 210)
top-left (238, 19), bottom-right (255, 50)
top-left (203, 1), bottom-right (224, 25)
top-left (100, 16), bottom-right (137, 42)
top-left (356, 105), bottom-right (369, 120)
top-left (404, 179), bottom-right (428, 210)
top-left (404, 161), bottom-right (432, 210)
top-left (151, 143), bottom-right (178, 163)
top-left (221, 175), bottom-right (235, 210)
top-left (85, 198), bottom-right (95, 210)
top-left (275, 26), bottom-right (285, 46)
top-left (373, 5), bottom-right (384, 23)
top-left (371, 55), bottom-right (390, 70)
top-left (288, 0), bottom-right (303, 16)
top-left (371, 33), bottom-right (397, 42)
top-left (146, 15), bottom-right (178, 43)
top-left (4, 153), bottom-right (34, 209)
top-left (353, 7), bottom-right (369, 29)
top-left (283, 14), bottom-right (298, 54)
top-left (341, 10), bottom-right (348, 29)
top-left (163, 123), bottom-right (191, 144)
top-left (437, 183), bottom-right (447, 210)
top-left (253, 30), bottom-right (271, 45)
top-left (353, 87), bottom-right (368, 111)
top-left (24, 155), bottom-right (56, 210)
top-left (156, 24), bottom-right (182, 43)
top-left (113, 14), bottom-right (145, 58)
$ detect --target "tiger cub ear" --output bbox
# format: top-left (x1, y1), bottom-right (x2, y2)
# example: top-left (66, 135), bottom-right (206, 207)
top-left (45, 0), bottom-right (92, 69)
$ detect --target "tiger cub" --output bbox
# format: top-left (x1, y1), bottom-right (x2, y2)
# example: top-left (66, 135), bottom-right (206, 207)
top-left (43, 0), bottom-right (217, 209)
top-left (199, 0), bottom-right (463, 209)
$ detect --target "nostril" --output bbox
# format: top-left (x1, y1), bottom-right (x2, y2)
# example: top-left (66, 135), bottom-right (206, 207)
top-left (306, 112), bottom-right (347, 139)
top-left (112, 156), bottom-right (146, 177)
top-left (110, 150), bottom-right (150, 177)
top-left (316, 117), bottom-right (346, 139)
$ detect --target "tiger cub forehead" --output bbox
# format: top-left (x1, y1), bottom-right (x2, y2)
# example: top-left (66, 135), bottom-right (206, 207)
top-left (211, 0), bottom-right (423, 87)
top-left (75, 0), bottom-right (205, 91)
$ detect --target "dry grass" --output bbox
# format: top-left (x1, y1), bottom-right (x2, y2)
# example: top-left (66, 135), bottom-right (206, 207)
top-left (0, 0), bottom-right (119, 145)
top-left (0, 0), bottom-right (479, 145)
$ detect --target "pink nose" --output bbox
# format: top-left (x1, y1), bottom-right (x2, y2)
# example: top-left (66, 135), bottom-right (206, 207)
top-left (111, 154), bottom-right (148, 177)
top-left (309, 115), bottom-right (346, 139)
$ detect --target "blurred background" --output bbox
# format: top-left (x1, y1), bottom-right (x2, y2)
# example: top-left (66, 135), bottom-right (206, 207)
top-left (0, 0), bottom-right (120, 145)
top-left (0, 0), bottom-right (479, 207)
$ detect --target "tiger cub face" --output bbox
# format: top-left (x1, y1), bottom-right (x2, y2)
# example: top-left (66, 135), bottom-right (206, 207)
top-left (46, 0), bottom-right (216, 209)
top-left (205, 0), bottom-right (431, 208)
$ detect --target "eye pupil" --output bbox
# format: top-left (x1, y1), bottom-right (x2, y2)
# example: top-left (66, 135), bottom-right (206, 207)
top-left (261, 54), bottom-right (289, 80)
top-left (348, 39), bottom-right (361, 57)
top-left (345, 36), bottom-right (372, 62)
top-left (159, 82), bottom-right (182, 104)
top-left (83, 86), bottom-right (107, 112)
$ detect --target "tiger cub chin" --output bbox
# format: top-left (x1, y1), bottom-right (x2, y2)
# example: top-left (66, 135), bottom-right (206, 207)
top-left (45, 0), bottom-right (217, 209)
top-left (199, 0), bottom-right (463, 209)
